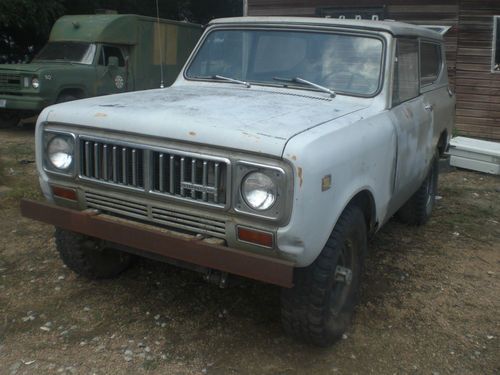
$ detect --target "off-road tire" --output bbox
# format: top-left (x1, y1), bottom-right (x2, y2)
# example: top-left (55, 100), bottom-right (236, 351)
top-left (281, 205), bottom-right (367, 347)
top-left (0, 111), bottom-right (20, 128)
top-left (55, 228), bottom-right (133, 279)
top-left (397, 152), bottom-right (439, 226)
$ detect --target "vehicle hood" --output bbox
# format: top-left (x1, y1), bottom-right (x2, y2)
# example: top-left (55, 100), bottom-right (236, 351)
top-left (0, 62), bottom-right (74, 74)
top-left (44, 85), bottom-right (369, 157)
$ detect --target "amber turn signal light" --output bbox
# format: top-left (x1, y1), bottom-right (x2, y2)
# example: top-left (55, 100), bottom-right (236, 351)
top-left (52, 186), bottom-right (77, 201)
top-left (237, 226), bottom-right (273, 248)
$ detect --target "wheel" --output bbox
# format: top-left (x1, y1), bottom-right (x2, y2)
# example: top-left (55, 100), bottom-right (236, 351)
top-left (56, 94), bottom-right (78, 104)
top-left (281, 205), bottom-right (367, 346)
top-left (0, 110), bottom-right (20, 128)
top-left (55, 228), bottom-right (134, 279)
top-left (397, 152), bottom-right (439, 226)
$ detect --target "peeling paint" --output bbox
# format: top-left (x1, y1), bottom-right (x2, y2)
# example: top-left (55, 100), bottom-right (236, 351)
top-left (297, 167), bottom-right (303, 188)
top-left (189, 131), bottom-right (197, 136)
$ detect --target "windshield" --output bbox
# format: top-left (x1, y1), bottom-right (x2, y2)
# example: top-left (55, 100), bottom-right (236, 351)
top-left (34, 42), bottom-right (96, 64)
top-left (186, 29), bottom-right (384, 96)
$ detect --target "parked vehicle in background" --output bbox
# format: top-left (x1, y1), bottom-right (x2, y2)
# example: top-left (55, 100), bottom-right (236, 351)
top-left (0, 14), bottom-right (202, 128)
top-left (22, 17), bottom-right (455, 346)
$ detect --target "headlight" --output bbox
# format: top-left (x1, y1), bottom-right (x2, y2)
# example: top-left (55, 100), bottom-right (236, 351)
top-left (32, 78), bottom-right (40, 89)
top-left (47, 135), bottom-right (74, 170)
top-left (242, 172), bottom-right (277, 211)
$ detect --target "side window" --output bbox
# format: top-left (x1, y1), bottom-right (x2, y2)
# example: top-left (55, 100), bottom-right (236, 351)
top-left (101, 46), bottom-right (125, 67)
top-left (493, 16), bottom-right (500, 72)
top-left (420, 42), bottom-right (442, 86)
top-left (392, 39), bottom-right (419, 107)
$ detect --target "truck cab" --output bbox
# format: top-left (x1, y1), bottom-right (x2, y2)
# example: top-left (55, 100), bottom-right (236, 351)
top-left (0, 14), bottom-right (202, 128)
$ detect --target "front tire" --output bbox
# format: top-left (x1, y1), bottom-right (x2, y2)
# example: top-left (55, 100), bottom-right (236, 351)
top-left (55, 228), bottom-right (133, 279)
top-left (397, 153), bottom-right (439, 225)
top-left (281, 205), bottom-right (367, 346)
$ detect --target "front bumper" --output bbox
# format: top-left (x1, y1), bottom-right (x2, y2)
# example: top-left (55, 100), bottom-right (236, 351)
top-left (0, 94), bottom-right (47, 111)
top-left (20, 199), bottom-right (295, 288)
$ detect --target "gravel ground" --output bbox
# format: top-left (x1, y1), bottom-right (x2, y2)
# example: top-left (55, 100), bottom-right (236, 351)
top-left (0, 125), bottom-right (499, 375)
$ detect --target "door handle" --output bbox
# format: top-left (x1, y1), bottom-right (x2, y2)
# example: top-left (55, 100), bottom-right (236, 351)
top-left (424, 104), bottom-right (434, 112)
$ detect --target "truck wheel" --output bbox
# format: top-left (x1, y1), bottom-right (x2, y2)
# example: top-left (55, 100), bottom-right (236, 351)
top-left (54, 228), bottom-right (133, 279)
top-left (281, 205), bottom-right (367, 346)
top-left (0, 111), bottom-right (20, 128)
top-left (397, 153), bottom-right (439, 226)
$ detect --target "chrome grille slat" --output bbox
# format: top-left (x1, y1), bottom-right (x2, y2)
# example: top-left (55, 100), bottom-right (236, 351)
top-left (80, 140), bottom-right (144, 189)
top-left (85, 192), bottom-right (147, 211)
top-left (84, 191), bottom-right (226, 239)
top-left (80, 138), bottom-right (229, 208)
top-left (151, 208), bottom-right (226, 229)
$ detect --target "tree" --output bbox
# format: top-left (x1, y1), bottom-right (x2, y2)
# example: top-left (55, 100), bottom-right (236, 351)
top-left (0, 0), bottom-right (65, 62)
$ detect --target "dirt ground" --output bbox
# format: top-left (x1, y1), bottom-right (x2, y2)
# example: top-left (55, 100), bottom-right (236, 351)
top-left (0, 125), bottom-right (499, 375)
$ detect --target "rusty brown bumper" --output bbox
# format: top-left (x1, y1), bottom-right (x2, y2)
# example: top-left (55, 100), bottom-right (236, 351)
top-left (20, 199), bottom-right (294, 288)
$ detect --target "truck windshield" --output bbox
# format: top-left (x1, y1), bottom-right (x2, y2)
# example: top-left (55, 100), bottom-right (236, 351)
top-left (34, 42), bottom-right (96, 64)
top-left (186, 29), bottom-right (384, 96)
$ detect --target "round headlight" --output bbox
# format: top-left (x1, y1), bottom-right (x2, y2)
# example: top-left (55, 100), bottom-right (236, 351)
top-left (47, 136), bottom-right (73, 170)
top-left (242, 172), bottom-right (277, 211)
top-left (32, 78), bottom-right (40, 89)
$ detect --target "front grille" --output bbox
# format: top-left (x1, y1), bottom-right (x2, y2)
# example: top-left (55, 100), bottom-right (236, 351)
top-left (85, 191), bottom-right (148, 219)
top-left (80, 139), bottom-right (145, 188)
top-left (85, 191), bottom-right (226, 239)
top-left (79, 137), bottom-right (229, 208)
top-left (0, 73), bottom-right (21, 90)
top-left (151, 151), bottom-right (227, 206)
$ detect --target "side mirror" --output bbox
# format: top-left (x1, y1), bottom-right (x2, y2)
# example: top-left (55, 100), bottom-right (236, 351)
top-left (107, 56), bottom-right (119, 68)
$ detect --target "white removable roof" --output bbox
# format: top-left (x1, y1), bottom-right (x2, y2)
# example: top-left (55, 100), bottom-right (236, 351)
top-left (449, 136), bottom-right (500, 175)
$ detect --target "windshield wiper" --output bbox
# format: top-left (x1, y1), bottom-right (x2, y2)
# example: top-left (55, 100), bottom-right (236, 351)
top-left (213, 75), bottom-right (251, 88)
top-left (190, 74), bottom-right (251, 88)
top-left (273, 76), bottom-right (336, 98)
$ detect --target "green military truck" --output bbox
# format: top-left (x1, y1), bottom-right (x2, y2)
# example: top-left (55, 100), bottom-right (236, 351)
top-left (0, 14), bottom-right (202, 128)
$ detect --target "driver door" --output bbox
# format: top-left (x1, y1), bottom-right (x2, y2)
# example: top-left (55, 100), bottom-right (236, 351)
top-left (95, 45), bottom-right (129, 96)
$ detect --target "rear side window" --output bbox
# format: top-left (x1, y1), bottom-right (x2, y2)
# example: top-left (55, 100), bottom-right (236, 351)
top-left (392, 39), bottom-right (419, 106)
top-left (420, 42), bottom-right (442, 85)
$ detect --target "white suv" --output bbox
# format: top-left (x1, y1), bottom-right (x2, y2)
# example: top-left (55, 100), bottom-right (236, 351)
top-left (23, 17), bottom-right (455, 346)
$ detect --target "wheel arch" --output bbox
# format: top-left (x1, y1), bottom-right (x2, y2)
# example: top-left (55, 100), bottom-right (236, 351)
top-left (348, 189), bottom-right (377, 235)
top-left (56, 87), bottom-right (87, 102)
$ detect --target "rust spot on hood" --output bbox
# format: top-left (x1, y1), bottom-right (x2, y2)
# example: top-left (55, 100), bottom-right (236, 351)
top-left (297, 167), bottom-right (303, 188)
top-left (189, 131), bottom-right (197, 136)
top-left (94, 112), bottom-right (107, 118)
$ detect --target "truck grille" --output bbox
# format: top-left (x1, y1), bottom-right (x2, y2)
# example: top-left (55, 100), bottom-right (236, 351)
top-left (79, 137), bottom-right (229, 208)
top-left (80, 140), bottom-right (145, 188)
top-left (85, 191), bottom-right (226, 238)
top-left (151, 151), bottom-right (227, 205)
top-left (0, 73), bottom-right (21, 90)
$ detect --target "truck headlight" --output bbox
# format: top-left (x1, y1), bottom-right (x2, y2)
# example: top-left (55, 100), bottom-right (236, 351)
top-left (242, 172), bottom-right (277, 210)
top-left (46, 134), bottom-right (74, 171)
top-left (32, 78), bottom-right (40, 89)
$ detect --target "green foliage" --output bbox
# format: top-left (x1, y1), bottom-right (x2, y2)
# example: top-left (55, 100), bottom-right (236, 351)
top-left (0, 0), bottom-right (65, 61)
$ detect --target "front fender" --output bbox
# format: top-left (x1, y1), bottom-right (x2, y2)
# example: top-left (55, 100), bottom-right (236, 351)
top-left (277, 113), bottom-right (397, 267)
